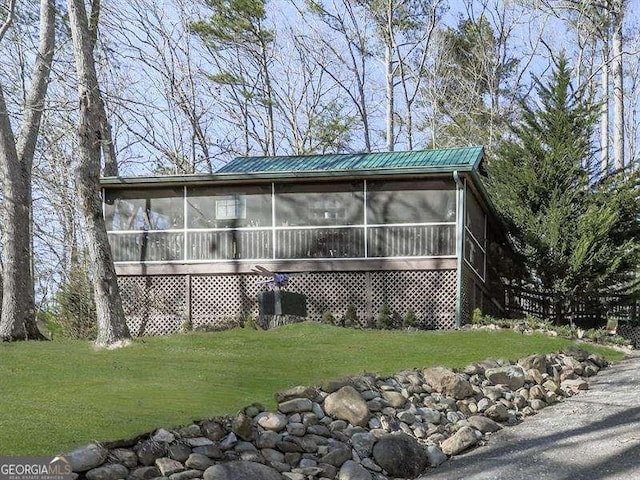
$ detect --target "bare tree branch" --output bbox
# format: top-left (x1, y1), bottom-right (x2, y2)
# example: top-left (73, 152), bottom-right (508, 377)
top-left (0, 0), bottom-right (16, 44)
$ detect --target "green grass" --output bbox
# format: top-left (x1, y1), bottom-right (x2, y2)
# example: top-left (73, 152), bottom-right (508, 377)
top-left (0, 322), bottom-right (623, 455)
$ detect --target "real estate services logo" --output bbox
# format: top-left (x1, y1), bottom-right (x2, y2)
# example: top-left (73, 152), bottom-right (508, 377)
top-left (0, 457), bottom-right (74, 480)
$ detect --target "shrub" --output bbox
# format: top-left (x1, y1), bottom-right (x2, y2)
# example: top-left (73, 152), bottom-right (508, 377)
top-left (321, 310), bottom-right (336, 325)
top-left (343, 304), bottom-right (359, 328)
top-left (376, 303), bottom-right (394, 330)
top-left (553, 324), bottom-right (575, 339)
top-left (404, 308), bottom-right (418, 329)
top-left (37, 307), bottom-right (62, 340)
top-left (606, 334), bottom-right (631, 346)
top-left (181, 318), bottom-right (193, 333)
top-left (55, 266), bottom-right (97, 340)
top-left (243, 316), bottom-right (260, 330)
top-left (472, 308), bottom-right (483, 324)
top-left (525, 315), bottom-right (553, 330)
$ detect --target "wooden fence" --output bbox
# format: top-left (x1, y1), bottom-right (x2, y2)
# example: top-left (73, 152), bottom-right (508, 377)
top-left (504, 285), bottom-right (640, 328)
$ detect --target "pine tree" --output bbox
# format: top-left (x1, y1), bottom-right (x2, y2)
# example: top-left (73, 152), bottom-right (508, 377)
top-left (488, 54), bottom-right (640, 323)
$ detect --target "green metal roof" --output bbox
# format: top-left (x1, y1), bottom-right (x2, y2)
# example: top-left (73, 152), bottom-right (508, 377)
top-left (217, 146), bottom-right (483, 174)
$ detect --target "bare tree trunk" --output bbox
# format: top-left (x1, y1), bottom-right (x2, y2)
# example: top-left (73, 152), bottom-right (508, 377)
top-left (385, 41), bottom-right (394, 151)
top-left (612, 0), bottom-right (625, 171)
top-left (67, 0), bottom-right (131, 348)
top-left (86, 0), bottom-right (119, 177)
top-left (0, 0), bottom-right (54, 341)
top-left (0, 86), bottom-right (30, 341)
top-left (600, 44), bottom-right (609, 174)
top-left (384, 0), bottom-right (394, 152)
top-left (259, 37), bottom-right (276, 156)
top-left (100, 118), bottom-right (118, 176)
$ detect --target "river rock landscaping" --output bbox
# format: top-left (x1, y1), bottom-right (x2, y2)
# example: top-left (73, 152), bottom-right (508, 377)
top-left (64, 345), bottom-right (609, 480)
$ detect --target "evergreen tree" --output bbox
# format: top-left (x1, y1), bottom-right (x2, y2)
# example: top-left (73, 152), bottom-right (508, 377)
top-left (191, 0), bottom-right (277, 156)
top-left (488, 55), bottom-right (640, 323)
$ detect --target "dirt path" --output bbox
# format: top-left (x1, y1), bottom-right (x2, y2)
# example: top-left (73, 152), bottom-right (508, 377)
top-left (420, 353), bottom-right (640, 480)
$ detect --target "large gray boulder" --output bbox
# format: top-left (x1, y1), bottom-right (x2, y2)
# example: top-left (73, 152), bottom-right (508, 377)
top-left (155, 457), bottom-right (185, 477)
top-left (338, 460), bottom-right (372, 480)
top-left (85, 464), bottom-right (128, 480)
top-left (136, 440), bottom-right (167, 466)
top-left (323, 386), bottom-right (370, 427)
top-left (275, 385), bottom-right (317, 402)
top-left (371, 432), bottom-right (428, 478)
top-left (423, 367), bottom-right (473, 399)
top-left (426, 445), bottom-right (447, 467)
top-left (110, 448), bottom-right (138, 468)
top-left (382, 391), bottom-right (406, 408)
top-left (484, 403), bottom-right (509, 422)
top-left (423, 366), bottom-right (456, 392)
top-left (257, 412), bottom-right (288, 432)
top-left (320, 443), bottom-right (352, 467)
top-left (467, 415), bottom-right (503, 433)
top-left (485, 366), bottom-right (526, 390)
top-left (127, 467), bottom-right (160, 480)
top-left (169, 470), bottom-right (202, 480)
top-left (278, 398), bottom-right (313, 414)
top-left (185, 453), bottom-right (215, 470)
top-left (203, 461), bottom-right (283, 480)
top-left (445, 375), bottom-right (475, 400)
top-left (440, 426), bottom-right (478, 456)
top-left (351, 432), bottom-right (377, 459)
top-left (66, 443), bottom-right (108, 472)
top-left (232, 412), bottom-right (256, 441)
top-left (518, 354), bottom-right (547, 373)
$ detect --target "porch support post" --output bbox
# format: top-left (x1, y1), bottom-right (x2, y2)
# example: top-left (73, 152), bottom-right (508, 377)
top-left (454, 171), bottom-right (466, 328)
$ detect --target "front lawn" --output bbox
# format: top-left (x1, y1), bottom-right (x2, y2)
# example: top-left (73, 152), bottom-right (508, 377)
top-left (0, 322), bottom-right (623, 455)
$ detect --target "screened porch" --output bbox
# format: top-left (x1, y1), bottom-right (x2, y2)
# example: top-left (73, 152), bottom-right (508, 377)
top-left (104, 179), bottom-right (460, 264)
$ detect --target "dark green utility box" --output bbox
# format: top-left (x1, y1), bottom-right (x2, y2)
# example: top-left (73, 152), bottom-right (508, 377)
top-left (259, 291), bottom-right (308, 317)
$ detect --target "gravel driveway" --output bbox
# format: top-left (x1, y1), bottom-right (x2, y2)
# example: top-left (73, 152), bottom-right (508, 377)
top-left (419, 353), bottom-right (640, 480)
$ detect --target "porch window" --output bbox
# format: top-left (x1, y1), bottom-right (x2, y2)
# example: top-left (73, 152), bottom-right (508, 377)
top-left (465, 191), bottom-right (486, 279)
top-left (187, 186), bottom-right (272, 260)
top-left (187, 186), bottom-right (271, 228)
top-left (367, 181), bottom-right (456, 257)
top-left (272, 182), bottom-right (365, 259)
top-left (105, 188), bottom-right (184, 231)
top-left (105, 188), bottom-right (184, 262)
top-left (274, 182), bottom-right (363, 227)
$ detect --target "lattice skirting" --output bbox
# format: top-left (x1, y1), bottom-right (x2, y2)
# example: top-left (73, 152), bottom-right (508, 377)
top-left (117, 269), bottom-right (457, 335)
top-left (618, 324), bottom-right (640, 348)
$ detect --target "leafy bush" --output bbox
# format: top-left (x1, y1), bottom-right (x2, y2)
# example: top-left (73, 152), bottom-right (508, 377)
top-left (55, 266), bottom-right (96, 340)
top-left (404, 308), bottom-right (418, 329)
top-left (37, 307), bottom-right (62, 340)
top-left (606, 334), bottom-right (632, 346)
top-left (580, 328), bottom-right (630, 347)
top-left (321, 310), bottom-right (336, 325)
top-left (343, 304), bottom-right (359, 328)
top-left (242, 316), bottom-right (260, 330)
top-left (525, 315), bottom-right (553, 330)
top-left (553, 324), bottom-right (575, 339)
top-left (376, 303), bottom-right (394, 330)
top-left (181, 318), bottom-right (193, 332)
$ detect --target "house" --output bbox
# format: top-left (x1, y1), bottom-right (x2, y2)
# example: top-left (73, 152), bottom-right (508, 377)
top-left (101, 146), bottom-right (510, 335)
